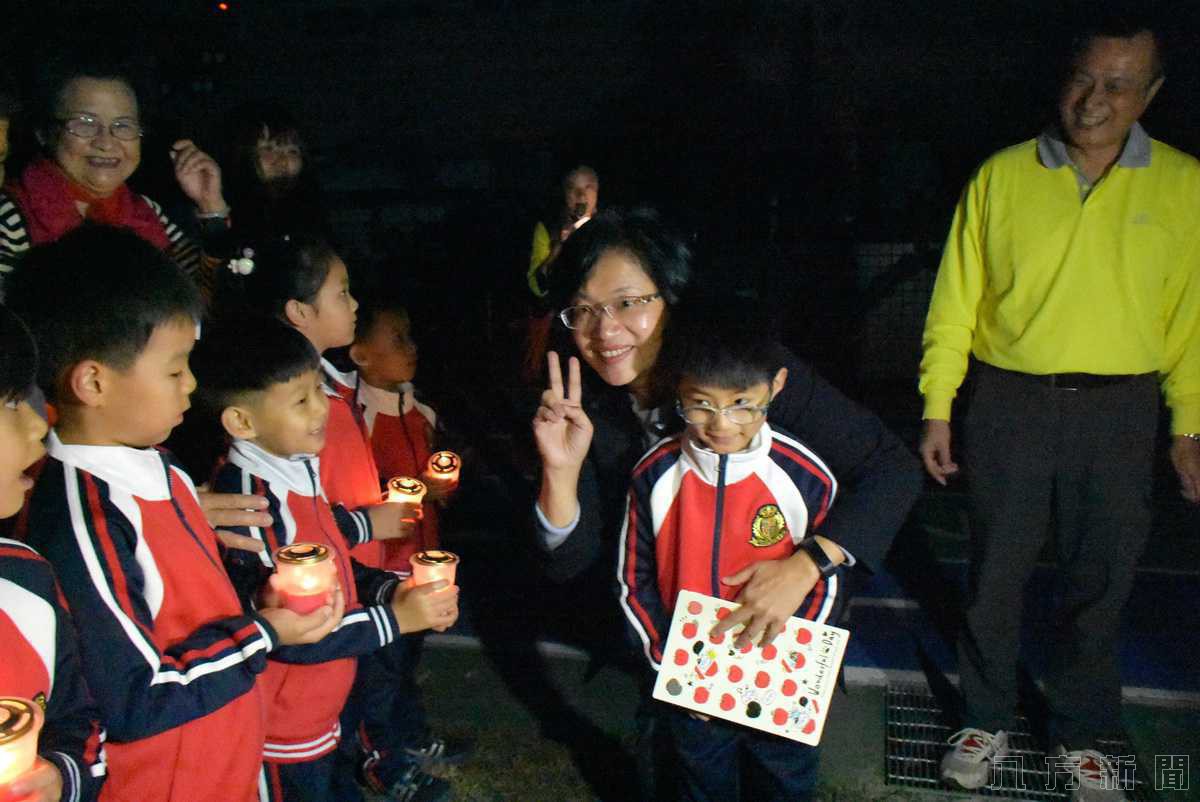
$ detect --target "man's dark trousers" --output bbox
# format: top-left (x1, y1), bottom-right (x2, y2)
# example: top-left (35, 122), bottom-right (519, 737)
top-left (958, 363), bottom-right (1158, 748)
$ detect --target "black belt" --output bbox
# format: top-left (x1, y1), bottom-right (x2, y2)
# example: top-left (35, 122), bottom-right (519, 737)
top-left (981, 363), bottom-right (1151, 390)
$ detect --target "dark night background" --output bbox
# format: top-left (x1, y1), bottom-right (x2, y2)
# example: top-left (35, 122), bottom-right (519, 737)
top-left (8, 0), bottom-right (1200, 423)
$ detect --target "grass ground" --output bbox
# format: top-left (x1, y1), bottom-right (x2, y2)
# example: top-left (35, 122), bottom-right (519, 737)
top-left (397, 642), bottom-right (1200, 802)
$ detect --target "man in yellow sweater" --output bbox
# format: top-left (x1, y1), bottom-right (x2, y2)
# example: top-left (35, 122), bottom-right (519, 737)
top-left (918, 16), bottom-right (1200, 802)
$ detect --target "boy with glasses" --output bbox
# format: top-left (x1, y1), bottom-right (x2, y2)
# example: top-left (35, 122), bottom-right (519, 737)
top-left (617, 314), bottom-right (849, 801)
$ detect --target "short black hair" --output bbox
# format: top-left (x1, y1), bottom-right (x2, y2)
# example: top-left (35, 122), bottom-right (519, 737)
top-left (354, 292), bottom-right (409, 344)
top-left (235, 234), bottom-right (339, 319)
top-left (173, 315), bottom-right (319, 480)
top-left (668, 302), bottom-right (787, 392)
top-left (191, 314), bottom-right (320, 412)
top-left (6, 225), bottom-right (202, 402)
top-left (1066, 8), bottom-right (1164, 82)
top-left (545, 206), bottom-right (692, 314)
top-left (0, 305), bottom-right (37, 403)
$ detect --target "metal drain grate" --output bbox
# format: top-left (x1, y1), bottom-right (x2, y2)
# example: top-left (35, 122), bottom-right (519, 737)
top-left (884, 684), bottom-right (1152, 800)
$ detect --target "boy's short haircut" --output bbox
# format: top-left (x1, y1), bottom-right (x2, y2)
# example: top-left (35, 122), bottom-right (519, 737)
top-left (0, 304), bottom-right (38, 402)
top-left (5, 225), bottom-right (202, 402)
top-left (353, 290), bottom-right (409, 343)
top-left (670, 303), bottom-right (787, 391)
top-left (191, 314), bottom-right (320, 413)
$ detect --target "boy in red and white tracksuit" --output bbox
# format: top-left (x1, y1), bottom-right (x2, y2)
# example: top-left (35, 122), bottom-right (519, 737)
top-left (340, 298), bottom-right (470, 793)
top-left (0, 538), bottom-right (106, 802)
top-left (617, 318), bottom-right (852, 802)
top-left (189, 316), bottom-right (457, 802)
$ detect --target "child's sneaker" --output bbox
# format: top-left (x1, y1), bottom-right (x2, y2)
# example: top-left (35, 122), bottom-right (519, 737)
top-left (940, 727), bottom-right (1009, 790)
top-left (383, 765), bottom-right (452, 802)
top-left (404, 734), bottom-right (474, 769)
top-left (1052, 746), bottom-right (1128, 802)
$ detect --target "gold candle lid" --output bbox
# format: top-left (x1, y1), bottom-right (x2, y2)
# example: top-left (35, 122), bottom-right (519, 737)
top-left (412, 549), bottom-right (458, 566)
top-left (429, 451), bottom-right (460, 472)
top-left (0, 698), bottom-right (38, 745)
top-left (275, 543), bottom-right (330, 565)
top-left (388, 477), bottom-right (427, 495)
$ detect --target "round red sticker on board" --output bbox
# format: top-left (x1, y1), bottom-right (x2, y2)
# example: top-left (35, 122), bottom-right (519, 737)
top-left (762, 644), bottom-right (778, 660)
top-left (739, 641), bottom-right (753, 655)
top-left (705, 661), bottom-right (719, 677)
top-left (755, 671), bottom-right (770, 688)
top-left (728, 665), bottom-right (743, 683)
top-left (687, 600), bottom-right (703, 615)
top-left (802, 719), bottom-right (816, 735)
top-left (720, 694), bottom-right (736, 711)
top-left (694, 687), bottom-right (710, 704)
top-left (782, 679), bottom-right (798, 696)
top-left (796, 627), bottom-right (813, 645)
top-left (715, 607), bottom-right (731, 620)
top-left (773, 708), bottom-right (789, 726)
top-left (709, 630), bottom-right (725, 645)
top-left (682, 622), bottom-right (698, 639)
top-left (793, 653), bottom-right (806, 669)
top-left (674, 649), bottom-right (689, 666)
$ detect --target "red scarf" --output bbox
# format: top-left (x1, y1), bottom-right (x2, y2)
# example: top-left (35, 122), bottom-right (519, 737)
top-left (4, 158), bottom-right (170, 250)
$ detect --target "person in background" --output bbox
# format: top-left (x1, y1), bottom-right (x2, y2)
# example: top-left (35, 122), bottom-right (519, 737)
top-left (919, 15), bottom-right (1200, 801)
top-left (523, 165), bottom-right (601, 380)
top-left (527, 164), bottom-right (600, 299)
top-left (0, 54), bottom-right (232, 296)
top-left (346, 292), bottom-right (472, 796)
top-left (220, 102), bottom-right (327, 245)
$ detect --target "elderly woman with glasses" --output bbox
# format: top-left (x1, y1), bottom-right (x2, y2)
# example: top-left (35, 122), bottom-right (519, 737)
top-left (0, 56), bottom-right (229, 296)
top-left (531, 207), bottom-right (922, 630)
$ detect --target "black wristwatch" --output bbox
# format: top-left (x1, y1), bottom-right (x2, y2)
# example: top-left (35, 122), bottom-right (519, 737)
top-left (799, 537), bottom-right (837, 578)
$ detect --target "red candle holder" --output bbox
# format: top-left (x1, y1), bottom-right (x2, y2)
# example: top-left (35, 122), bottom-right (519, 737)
top-left (273, 543), bottom-right (337, 614)
top-left (0, 697), bottom-right (43, 791)
top-left (409, 550), bottom-right (459, 588)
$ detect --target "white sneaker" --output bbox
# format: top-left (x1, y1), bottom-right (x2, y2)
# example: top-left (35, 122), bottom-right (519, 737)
top-left (1052, 746), bottom-right (1129, 802)
top-left (940, 727), bottom-right (1009, 790)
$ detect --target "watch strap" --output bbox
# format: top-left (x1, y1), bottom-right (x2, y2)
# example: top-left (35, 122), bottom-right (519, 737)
top-left (799, 537), bottom-right (837, 578)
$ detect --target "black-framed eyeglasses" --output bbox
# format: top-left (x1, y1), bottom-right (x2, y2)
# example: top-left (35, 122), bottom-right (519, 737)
top-left (558, 293), bottom-right (662, 330)
top-left (676, 399), bottom-right (771, 426)
top-left (58, 114), bottom-right (143, 142)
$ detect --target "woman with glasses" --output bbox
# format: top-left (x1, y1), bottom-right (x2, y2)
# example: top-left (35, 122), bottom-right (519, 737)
top-left (532, 206), bottom-right (922, 609)
top-left (0, 55), bottom-right (229, 296)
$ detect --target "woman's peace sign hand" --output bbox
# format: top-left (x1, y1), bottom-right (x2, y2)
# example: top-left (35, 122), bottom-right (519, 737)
top-left (532, 351), bottom-right (594, 473)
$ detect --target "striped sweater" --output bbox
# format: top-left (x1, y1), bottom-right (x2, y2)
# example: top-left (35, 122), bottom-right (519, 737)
top-left (0, 191), bottom-right (202, 290)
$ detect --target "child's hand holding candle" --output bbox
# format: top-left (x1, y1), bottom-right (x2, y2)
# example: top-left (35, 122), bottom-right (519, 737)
top-left (409, 550), bottom-right (459, 588)
top-left (421, 451), bottom-right (461, 501)
top-left (390, 577), bottom-right (459, 634)
top-left (385, 476), bottom-right (426, 505)
top-left (1, 757), bottom-right (62, 802)
top-left (0, 697), bottom-right (44, 800)
top-left (367, 502), bottom-right (420, 540)
top-left (270, 544), bottom-right (338, 614)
